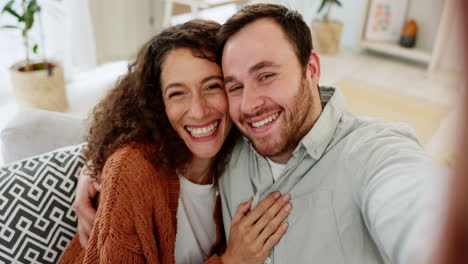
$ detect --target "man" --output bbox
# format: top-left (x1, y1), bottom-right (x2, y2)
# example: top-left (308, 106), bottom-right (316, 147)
top-left (76, 4), bottom-right (441, 263)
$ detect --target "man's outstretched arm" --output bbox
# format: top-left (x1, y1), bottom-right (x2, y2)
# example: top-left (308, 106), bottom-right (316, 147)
top-left (357, 133), bottom-right (448, 264)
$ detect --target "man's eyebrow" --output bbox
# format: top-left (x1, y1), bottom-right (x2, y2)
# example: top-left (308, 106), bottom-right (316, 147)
top-left (224, 76), bottom-right (236, 84)
top-left (248, 61), bottom-right (279, 74)
top-left (224, 61), bottom-right (279, 84)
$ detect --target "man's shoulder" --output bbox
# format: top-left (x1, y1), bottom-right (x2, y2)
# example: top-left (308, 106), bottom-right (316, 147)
top-left (333, 115), bottom-right (427, 164)
top-left (342, 115), bottom-right (421, 147)
top-left (340, 115), bottom-right (431, 169)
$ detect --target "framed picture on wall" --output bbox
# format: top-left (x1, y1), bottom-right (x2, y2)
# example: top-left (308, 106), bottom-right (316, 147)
top-left (365, 0), bottom-right (408, 41)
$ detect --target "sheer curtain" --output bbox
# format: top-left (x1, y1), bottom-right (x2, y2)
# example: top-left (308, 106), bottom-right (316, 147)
top-left (40, 0), bottom-right (97, 79)
top-left (63, 0), bottom-right (97, 78)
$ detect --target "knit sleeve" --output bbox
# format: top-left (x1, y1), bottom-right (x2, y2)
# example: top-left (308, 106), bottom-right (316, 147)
top-left (83, 145), bottom-right (160, 263)
top-left (204, 254), bottom-right (223, 264)
top-left (96, 240), bottom-right (146, 264)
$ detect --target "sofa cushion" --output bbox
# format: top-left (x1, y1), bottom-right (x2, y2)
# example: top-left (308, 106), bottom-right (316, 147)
top-left (0, 144), bottom-right (84, 263)
top-left (0, 108), bottom-right (87, 164)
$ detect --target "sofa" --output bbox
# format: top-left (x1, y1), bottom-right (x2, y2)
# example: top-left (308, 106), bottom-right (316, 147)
top-left (0, 108), bottom-right (88, 263)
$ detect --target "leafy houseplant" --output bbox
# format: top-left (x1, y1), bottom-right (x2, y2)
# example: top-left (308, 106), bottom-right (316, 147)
top-left (317, 0), bottom-right (342, 22)
top-left (1, 0), bottom-right (68, 111)
top-left (312, 0), bottom-right (343, 55)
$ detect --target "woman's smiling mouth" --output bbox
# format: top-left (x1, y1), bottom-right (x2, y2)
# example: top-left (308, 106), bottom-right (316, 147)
top-left (185, 120), bottom-right (220, 138)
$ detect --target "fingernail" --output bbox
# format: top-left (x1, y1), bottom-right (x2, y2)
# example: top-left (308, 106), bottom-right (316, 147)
top-left (93, 183), bottom-right (102, 191)
top-left (284, 203), bottom-right (292, 212)
top-left (282, 193), bottom-right (290, 202)
top-left (282, 222), bottom-right (289, 230)
top-left (273, 192), bottom-right (281, 199)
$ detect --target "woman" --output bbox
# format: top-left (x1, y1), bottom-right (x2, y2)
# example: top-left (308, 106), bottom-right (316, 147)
top-left (59, 20), bottom-right (291, 264)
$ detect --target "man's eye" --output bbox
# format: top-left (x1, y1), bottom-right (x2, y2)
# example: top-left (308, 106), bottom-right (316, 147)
top-left (229, 85), bottom-right (243, 93)
top-left (260, 74), bottom-right (275, 81)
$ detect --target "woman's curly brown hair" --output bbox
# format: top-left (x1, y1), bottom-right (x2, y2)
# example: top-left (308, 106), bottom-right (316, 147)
top-left (84, 19), bottom-right (240, 181)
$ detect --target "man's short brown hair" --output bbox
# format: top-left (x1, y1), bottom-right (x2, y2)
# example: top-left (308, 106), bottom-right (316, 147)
top-left (216, 3), bottom-right (312, 67)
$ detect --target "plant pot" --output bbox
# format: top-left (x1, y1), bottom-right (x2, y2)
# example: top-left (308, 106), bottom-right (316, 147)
top-left (312, 20), bottom-right (343, 55)
top-left (9, 61), bottom-right (69, 112)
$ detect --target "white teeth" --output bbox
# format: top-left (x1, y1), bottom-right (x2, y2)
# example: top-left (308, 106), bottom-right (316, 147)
top-left (186, 121), bottom-right (219, 138)
top-left (251, 113), bottom-right (279, 128)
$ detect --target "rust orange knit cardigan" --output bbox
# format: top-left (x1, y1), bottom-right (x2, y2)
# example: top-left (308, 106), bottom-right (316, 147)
top-left (59, 143), bottom-right (225, 263)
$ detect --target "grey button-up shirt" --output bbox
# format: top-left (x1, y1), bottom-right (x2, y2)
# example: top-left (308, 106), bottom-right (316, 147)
top-left (219, 86), bottom-right (440, 264)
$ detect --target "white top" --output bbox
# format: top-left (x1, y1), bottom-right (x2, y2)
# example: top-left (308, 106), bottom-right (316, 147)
top-left (175, 175), bottom-right (217, 264)
top-left (266, 158), bottom-right (287, 182)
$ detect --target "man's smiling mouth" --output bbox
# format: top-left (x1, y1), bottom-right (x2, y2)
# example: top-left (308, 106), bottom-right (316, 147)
top-left (249, 112), bottom-right (280, 128)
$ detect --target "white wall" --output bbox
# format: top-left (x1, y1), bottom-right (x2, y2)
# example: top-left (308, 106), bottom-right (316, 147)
top-left (89, 0), bottom-right (166, 63)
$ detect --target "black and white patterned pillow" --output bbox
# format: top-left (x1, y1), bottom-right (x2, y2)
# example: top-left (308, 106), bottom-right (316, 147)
top-left (0, 144), bottom-right (85, 264)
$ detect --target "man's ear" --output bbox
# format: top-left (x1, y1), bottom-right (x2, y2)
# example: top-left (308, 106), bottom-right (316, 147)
top-left (307, 50), bottom-right (321, 81)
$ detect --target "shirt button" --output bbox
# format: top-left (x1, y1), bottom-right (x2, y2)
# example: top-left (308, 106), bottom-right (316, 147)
top-left (264, 257), bottom-right (271, 264)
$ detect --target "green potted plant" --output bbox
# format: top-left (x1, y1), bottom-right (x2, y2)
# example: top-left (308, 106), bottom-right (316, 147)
top-left (312, 0), bottom-right (343, 55)
top-left (1, 0), bottom-right (68, 112)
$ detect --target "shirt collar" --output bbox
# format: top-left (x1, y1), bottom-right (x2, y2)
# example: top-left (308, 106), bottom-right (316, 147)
top-left (294, 86), bottom-right (345, 160)
top-left (247, 86), bottom-right (345, 161)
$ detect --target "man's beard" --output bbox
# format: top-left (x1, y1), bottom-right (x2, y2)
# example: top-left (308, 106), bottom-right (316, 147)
top-left (248, 74), bottom-right (315, 159)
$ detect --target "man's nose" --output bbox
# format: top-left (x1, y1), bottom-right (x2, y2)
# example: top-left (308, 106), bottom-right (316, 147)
top-left (240, 84), bottom-right (265, 115)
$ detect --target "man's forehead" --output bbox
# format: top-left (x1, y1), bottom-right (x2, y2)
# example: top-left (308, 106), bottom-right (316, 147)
top-left (222, 36), bottom-right (295, 79)
top-left (223, 18), bottom-right (285, 47)
top-left (221, 18), bottom-right (293, 65)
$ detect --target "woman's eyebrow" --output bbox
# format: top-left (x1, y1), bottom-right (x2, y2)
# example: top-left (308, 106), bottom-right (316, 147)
top-left (164, 82), bottom-right (185, 93)
top-left (200, 75), bottom-right (223, 84)
top-left (164, 75), bottom-right (223, 93)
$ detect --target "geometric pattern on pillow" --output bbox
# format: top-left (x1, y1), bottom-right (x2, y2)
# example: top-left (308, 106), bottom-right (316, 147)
top-left (0, 144), bottom-right (85, 264)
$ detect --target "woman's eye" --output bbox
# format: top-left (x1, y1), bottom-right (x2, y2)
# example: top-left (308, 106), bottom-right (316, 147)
top-left (260, 73), bottom-right (275, 81)
top-left (168, 92), bottom-right (183, 98)
top-left (208, 83), bottom-right (222, 90)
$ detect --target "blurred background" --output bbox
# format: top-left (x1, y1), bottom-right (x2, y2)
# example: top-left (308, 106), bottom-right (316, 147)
top-left (0, 0), bottom-right (463, 166)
